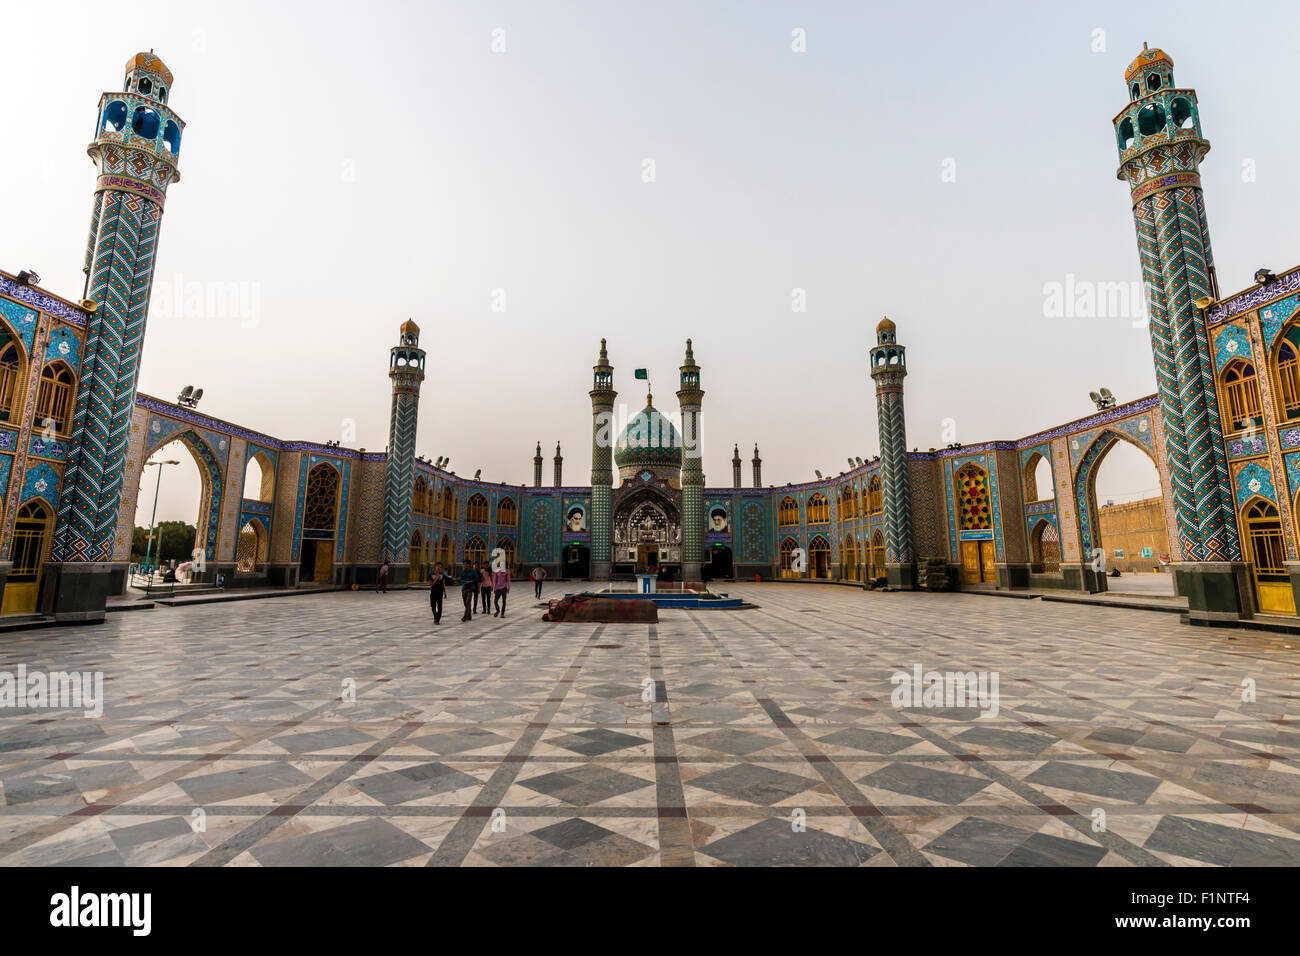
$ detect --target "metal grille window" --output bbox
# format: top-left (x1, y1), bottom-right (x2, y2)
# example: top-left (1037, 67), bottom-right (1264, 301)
top-left (34, 363), bottom-right (75, 435)
top-left (1220, 359), bottom-right (1262, 433)
top-left (9, 501), bottom-right (50, 583)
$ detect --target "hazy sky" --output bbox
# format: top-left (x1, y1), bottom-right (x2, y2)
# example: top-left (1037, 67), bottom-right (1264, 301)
top-left (3, 0), bottom-right (1296, 525)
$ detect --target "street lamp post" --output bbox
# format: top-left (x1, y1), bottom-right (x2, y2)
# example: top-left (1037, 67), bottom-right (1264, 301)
top-left (142, 459), bottom-right (180, 582)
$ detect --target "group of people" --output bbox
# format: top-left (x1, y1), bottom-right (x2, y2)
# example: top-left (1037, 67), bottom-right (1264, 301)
top-left (422, 560), bottom-right (550, 624)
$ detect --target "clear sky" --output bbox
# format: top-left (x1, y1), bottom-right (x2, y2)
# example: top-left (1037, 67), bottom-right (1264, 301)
top-left (3, 0), bottom-right (1296, 525)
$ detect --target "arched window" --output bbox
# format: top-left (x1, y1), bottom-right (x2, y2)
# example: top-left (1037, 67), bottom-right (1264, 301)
top-left (440, 487), bottom-right (457, 521)
top-left (1137, 104), bottom-right (1166, 136)
top-left (1273, 321), bottom-right (1300, 422)
top-left (1219, 358), bottom-right (1263, 433)
top-left (465, 535), bottom-right (487, 567)
top-left (1171, 98), bottom-right (1194, 129)
top-left (412, 475), bottom-right (429, 514)
top-left (778, 496), bottom-right (799, 527)
top-left (236, 520), bottom-right (268, 572)
top-left (409, 529), bottom-right (425, 580)
top-left (955, 463), bottom-right (992, 531)
top-left (302, 463), bottom-right (340, 532)
top-left (867, 474), bottom-right (883, 514)
top-left (496, 536), bottom-right (516, 573)
top-left (1245, 498), bottom-right (1294, 615)
top-left (3, 499), bottom-right (52, 614)
top-left (0, 332), bottom-right (22, 422)
top-left (102, 100), bottom-right (127, 133)
top-left (871, 529), bottom-right (886, 578)
top-left (496, 497), bottom-right (517, 527)
top-left (467, 493), bottom-right (489, 525)
top-left (34, 363), bottom-right (75, 435)
top-left (1022, 452), bottom-right (1053, 504)
top-left (437, 533), bottom-right (454, 568)
top-left (1030, 519), bottom-right (1060, 573)
top-left (807, 493), bottom-right (829, 524)
top-left (839, 485), bottom-right (856, 519)
top-left (842, 533), bottom-right (858, 581)
top-left (131, 106), bottom-right (160, 139)
top-left (779, 537), bottom-right (799, 579)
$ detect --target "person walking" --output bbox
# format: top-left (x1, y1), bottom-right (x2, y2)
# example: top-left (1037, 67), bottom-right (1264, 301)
top-left (478, 562), bottom-right (493, 614)
top-left (378, 561), bottom-right (389, 594)
top-left (459, 558), bottom-right (478, 621)
top-left (429, 562), bottom-right (453, 624)
top-left (492, 564), bottom-right (511, 617)
top-left (530, 564), bottom-right (547, 600)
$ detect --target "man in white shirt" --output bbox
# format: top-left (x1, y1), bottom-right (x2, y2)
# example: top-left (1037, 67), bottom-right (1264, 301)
top-left (530, 565), bottom-right (547, 599)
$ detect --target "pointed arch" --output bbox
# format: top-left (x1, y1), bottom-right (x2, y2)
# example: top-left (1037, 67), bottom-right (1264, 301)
top-left (778, 535), bottom-right (799, 578)
top-left (496, 496), bottom-right (517, 527)
top-left (495, 535), bottom-right (516, 573)
top-left (0, 316), bottom-right (28, 424)
top-left (243, 448), bottom-right (275, 503)
top-left (465, 534), bottom-right (487, 566)
top-left (412, 474), bottom-right (430, 515)
top-left (867, 474), bottom-right (883, 514)
top-left (1270, 308), bottom-right (1300, 422)
top-left (141, 429), bottom-right (224, 563)
top-left (778, 495), bottom-right (799, 527)
top-left (871, 528), bottom-right (885, 578)
top-left (1022, 450), bottom-right (1054, 505)
top-left (1072, 427), bottom-right (1161, 557)
top-left (842, 532), bottom-right (858, 581)
top-left (808, 534), bottom-right (830, 578)
top-left (236, 517), bottom-right (268, 572)
top-left (34, 360), bottom-right (76, 436)
top-left (806, 492), bottom-right (829, 524)
top-left (1244, 496), bottom-right (1294, 615)
top-left (1218, 357), bottom-right (1263, 434)
top-left (1029, 517), bottom-right (1060, 573)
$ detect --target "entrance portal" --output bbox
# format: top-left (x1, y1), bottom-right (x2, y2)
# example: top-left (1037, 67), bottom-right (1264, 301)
top-left (635, 543), bottom-right (659, 574)
top-left (960, 539), bottom-right (996, 584)
top-left (2, 500), bottom-right (51, 615)
top-left (562, 544), bottom-right (590, 579)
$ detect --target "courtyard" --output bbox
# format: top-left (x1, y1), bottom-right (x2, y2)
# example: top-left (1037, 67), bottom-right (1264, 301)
top-left (0, 582), bottom-right (1297, 867)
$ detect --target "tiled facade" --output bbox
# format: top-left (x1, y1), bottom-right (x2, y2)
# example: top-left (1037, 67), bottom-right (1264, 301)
top-left (2, 45), bottom-right (1298, 629)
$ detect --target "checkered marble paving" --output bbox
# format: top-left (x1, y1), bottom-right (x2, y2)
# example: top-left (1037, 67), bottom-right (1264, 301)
top-left (1, 583), bottom-right (1298, 866)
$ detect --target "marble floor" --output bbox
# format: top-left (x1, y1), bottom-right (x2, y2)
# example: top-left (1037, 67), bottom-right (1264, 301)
top-left (0, 582), bottom-right (1297, 866)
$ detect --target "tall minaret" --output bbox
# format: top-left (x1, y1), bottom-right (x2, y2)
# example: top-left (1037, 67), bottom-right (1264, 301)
top-left (1114, 45), bottom-right (1242, 615)
top-left (869, 318), bottom-right (915, 588)
top-left (752, 445), bottom-right (762, 488)
top-left (382, 320), bottom-right (426, 584)
top-left (533, 442), bottom-right (543, 487)
top-left (732, 444), bottom-right (742, 489)
top-left (48, 53), bottom-right (185, 616)
top-left (678, 339), bottom-right (705, 582)
top-left (589, 339), bottom-right (616, 579)
top-left (553, 443), bottom-right (563, 487)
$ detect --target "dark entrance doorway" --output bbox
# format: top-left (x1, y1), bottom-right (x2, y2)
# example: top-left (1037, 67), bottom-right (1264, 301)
top-left (707, 544), bottom-right (733, 580)
top-left (562, 544), bottom-right (590, 579)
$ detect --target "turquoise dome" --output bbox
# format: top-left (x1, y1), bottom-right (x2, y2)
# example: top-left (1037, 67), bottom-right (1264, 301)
top-left (615, 398), bottom-right (683, 476)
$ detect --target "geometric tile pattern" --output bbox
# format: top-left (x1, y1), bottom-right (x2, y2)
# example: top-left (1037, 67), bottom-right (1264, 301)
top-left (2, 583), bottom-right (1298, 866)
top-left (871, 328), bottom-right (914, 566)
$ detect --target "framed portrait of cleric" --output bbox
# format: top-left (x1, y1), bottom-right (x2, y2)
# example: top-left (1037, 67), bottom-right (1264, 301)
top-left (566, 505), bottom-right (587, 532)
top-left (708, 506), bottom-right (730, 534)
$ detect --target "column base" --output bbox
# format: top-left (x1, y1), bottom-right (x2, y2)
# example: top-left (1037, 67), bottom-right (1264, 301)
top-left (1173, 561), bottom-right (1251, 623)
top-left (885, 563), bottom-right (917, 590)
top-left (266, 563), bottom-right (300, 588)
top-left (590, 560), bottom-right (611, 582)
top-left (681, 561), bottom-right (702, 586)
top-left (1061, 562), bottom-right (1107, 593)
top-left (996, 562), bottom-right (1031, 590)
top-left (39, 562), bottom-right (122, 623)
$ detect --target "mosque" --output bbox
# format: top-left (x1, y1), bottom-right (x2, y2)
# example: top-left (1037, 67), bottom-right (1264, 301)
top-left (2, 46), bottom-right (1299, 630)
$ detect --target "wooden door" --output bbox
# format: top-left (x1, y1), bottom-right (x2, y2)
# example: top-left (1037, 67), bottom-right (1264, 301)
top-left (960, 541), bottom-right (981, 583)
top-left (980, 540), bottom-right (997, 583)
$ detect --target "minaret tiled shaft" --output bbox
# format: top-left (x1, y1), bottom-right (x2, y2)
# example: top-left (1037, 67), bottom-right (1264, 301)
top-left (752, 445), bottom-right (762, 488)
top-left (677, 339), bottom-right (705, 578)
top-left (53, 53), bottom-right (184, 565)
top-left (1114, 47), bottom-right (1238, 562)
top-left (383, 322), bottom-right (425, 566)
top-left (869, 319), bottom-right (914, 566)
top-left (553, 443), bottom-right (563, 488)
top-left (533, 443), bottom-right (543, 487)
top-left (732, 444), bottom-right (742, 489)
top-left (589, 339), bottom-right (616, 577)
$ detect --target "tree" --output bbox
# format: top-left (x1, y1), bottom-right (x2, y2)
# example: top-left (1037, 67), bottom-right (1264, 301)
top-left (132, 521), bottom-right (196, 564)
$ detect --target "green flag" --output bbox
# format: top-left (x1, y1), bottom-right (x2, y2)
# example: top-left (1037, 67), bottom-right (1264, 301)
top-left (634, 368), bottom-right (648, 380)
